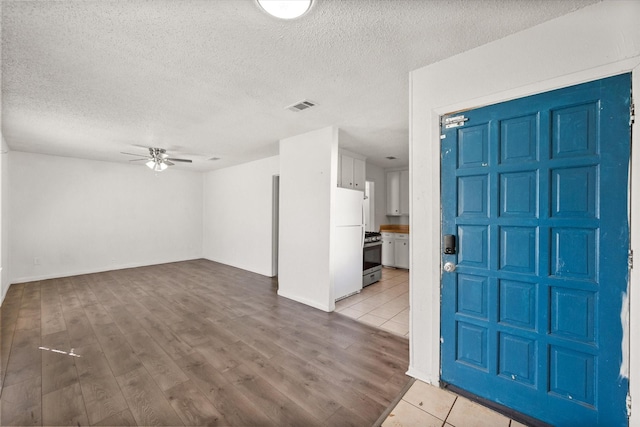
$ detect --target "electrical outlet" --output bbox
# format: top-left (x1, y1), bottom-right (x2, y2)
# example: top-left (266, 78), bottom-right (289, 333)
top-left (34, 257), bottom-right (41, 265)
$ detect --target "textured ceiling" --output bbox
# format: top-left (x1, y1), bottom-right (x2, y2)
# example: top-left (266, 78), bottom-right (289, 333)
top-left (1, 0), bottom-right (598, 171)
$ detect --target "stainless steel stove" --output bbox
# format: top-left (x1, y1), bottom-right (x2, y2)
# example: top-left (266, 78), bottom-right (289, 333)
top-left (363, 232), bottom-right (382, 286)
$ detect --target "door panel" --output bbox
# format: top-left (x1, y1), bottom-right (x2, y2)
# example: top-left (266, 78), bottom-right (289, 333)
top-left (440, 74), bottom-right (631, 426)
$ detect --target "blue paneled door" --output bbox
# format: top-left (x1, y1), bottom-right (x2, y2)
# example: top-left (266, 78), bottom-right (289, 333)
top-left (440, 74), bottom-right (631, 426)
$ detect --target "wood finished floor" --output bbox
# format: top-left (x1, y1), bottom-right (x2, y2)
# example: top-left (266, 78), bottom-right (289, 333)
top-left (0, 259), bottom-right (410, 426)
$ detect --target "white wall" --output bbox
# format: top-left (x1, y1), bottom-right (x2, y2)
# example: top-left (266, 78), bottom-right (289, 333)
top-left (9, 152), bottom-right (203, 283)
top-left (1, 137), bottom-right (9, 304)
top-left (202, 155), bottom-right (279, 277)
top-left (278, 126), bottom-right (338, 312)
top-left (409, 1), bottom-right (640, 423)
top-left (365, 162), bottom-right (386, 231)
top-left (0, 5), bottom-right (5, 305)
top-left (385, 215), bottom-right (409, 226)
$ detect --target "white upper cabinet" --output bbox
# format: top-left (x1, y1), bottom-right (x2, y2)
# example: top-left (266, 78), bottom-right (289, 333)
top-left (386, 171), bottom-right (401, 215)
top-left (353, 158), bottom-right (365, 191)
top-left (386, 169), bottom-right (409, 216)
top-left (338, 149), bottom-right (366, 191)
top-left (340, 155), bottom-right (354, 188)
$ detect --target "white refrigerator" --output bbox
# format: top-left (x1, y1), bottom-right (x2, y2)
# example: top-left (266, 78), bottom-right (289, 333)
top-left (332, 187), bottom-right (364, 301)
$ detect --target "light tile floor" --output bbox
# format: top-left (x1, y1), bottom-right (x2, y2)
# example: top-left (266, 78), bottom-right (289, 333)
top-left (335, 267), bottom-right (409, 337)
top-left (337, 269), bottom-right (531, 426)
top-left (383, 380), bottom-right (529, 427)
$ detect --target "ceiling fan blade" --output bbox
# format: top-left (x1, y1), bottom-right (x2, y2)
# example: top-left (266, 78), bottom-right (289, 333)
top-left (121, 151), bottom-right (148, 157)
top-left (129, 158), bottom-right (149, 162)
top-left (164, 160), bottom-right (175, 166)
top-left (166, 158), bottom-right (192, 163)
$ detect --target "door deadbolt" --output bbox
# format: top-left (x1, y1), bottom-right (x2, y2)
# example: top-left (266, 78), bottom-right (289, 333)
top-left (443, 235), bottom-right (456, 254)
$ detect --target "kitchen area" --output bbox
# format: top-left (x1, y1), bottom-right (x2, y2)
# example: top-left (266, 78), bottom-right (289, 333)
top-left (277, 126), bottom-right (409, 332)
top-left (333, 148), bottom-right (410, 337)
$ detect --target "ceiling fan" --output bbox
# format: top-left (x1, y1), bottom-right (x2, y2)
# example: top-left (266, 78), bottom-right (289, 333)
top-left (121, 147), bottom-right (192, 172)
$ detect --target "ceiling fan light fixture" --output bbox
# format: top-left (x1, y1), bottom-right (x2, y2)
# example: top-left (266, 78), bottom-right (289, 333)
top-left (257, 0), bottom-right (312, 20)
top-left (146, 159), bottom-right (168, 172)
top-left (123, 147), bottom-right (191, 171)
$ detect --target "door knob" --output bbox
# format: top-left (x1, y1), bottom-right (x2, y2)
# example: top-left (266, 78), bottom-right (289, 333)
top-left (443, 262), bottom-right (456, 273)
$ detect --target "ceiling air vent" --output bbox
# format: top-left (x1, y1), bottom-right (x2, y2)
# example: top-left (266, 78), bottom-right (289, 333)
top-left (286, 99), bottom-right (316, 112)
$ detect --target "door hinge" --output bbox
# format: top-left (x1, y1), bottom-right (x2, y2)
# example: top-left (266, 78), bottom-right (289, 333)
top-left (627, 393), bottom-right (632, 418)
top-left (631, 102), bottom-right (635, 126)
top-left (630, 250), bottom-right (634, 269)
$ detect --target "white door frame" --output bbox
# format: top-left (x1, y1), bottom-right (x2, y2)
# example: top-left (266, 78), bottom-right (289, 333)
top-left (409, 58), bottom-right (640, 424)
top-left (272, 174), bottom-right (280, 277)
top-left (407, 5), bottom-right (640, 425)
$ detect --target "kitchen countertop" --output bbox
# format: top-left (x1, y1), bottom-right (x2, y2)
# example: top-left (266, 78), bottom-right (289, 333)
top-left (380, 225), bottom-right (409, 234)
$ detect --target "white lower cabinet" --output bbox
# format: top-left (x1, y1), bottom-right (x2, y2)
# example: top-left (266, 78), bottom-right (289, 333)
top-left (394, 235), bottom-right (409, 269)
top-left (382, 233), bottom-right (395, 266)
top-left (382, 232), bottom-right (409, 268)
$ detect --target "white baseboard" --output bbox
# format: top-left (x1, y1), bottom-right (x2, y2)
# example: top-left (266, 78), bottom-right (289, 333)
top-left (202, 256), bottom-right (273, 278)
top-left (277, 289), bottom-right (331, 312)
top-left (9, 257), bottom-right (202, 285)
top-left (0, 267), bottom-right (6, 307)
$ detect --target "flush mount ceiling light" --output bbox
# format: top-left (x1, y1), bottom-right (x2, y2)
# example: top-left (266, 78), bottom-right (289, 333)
top-left (257, 0), bottom-right (312, 20)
